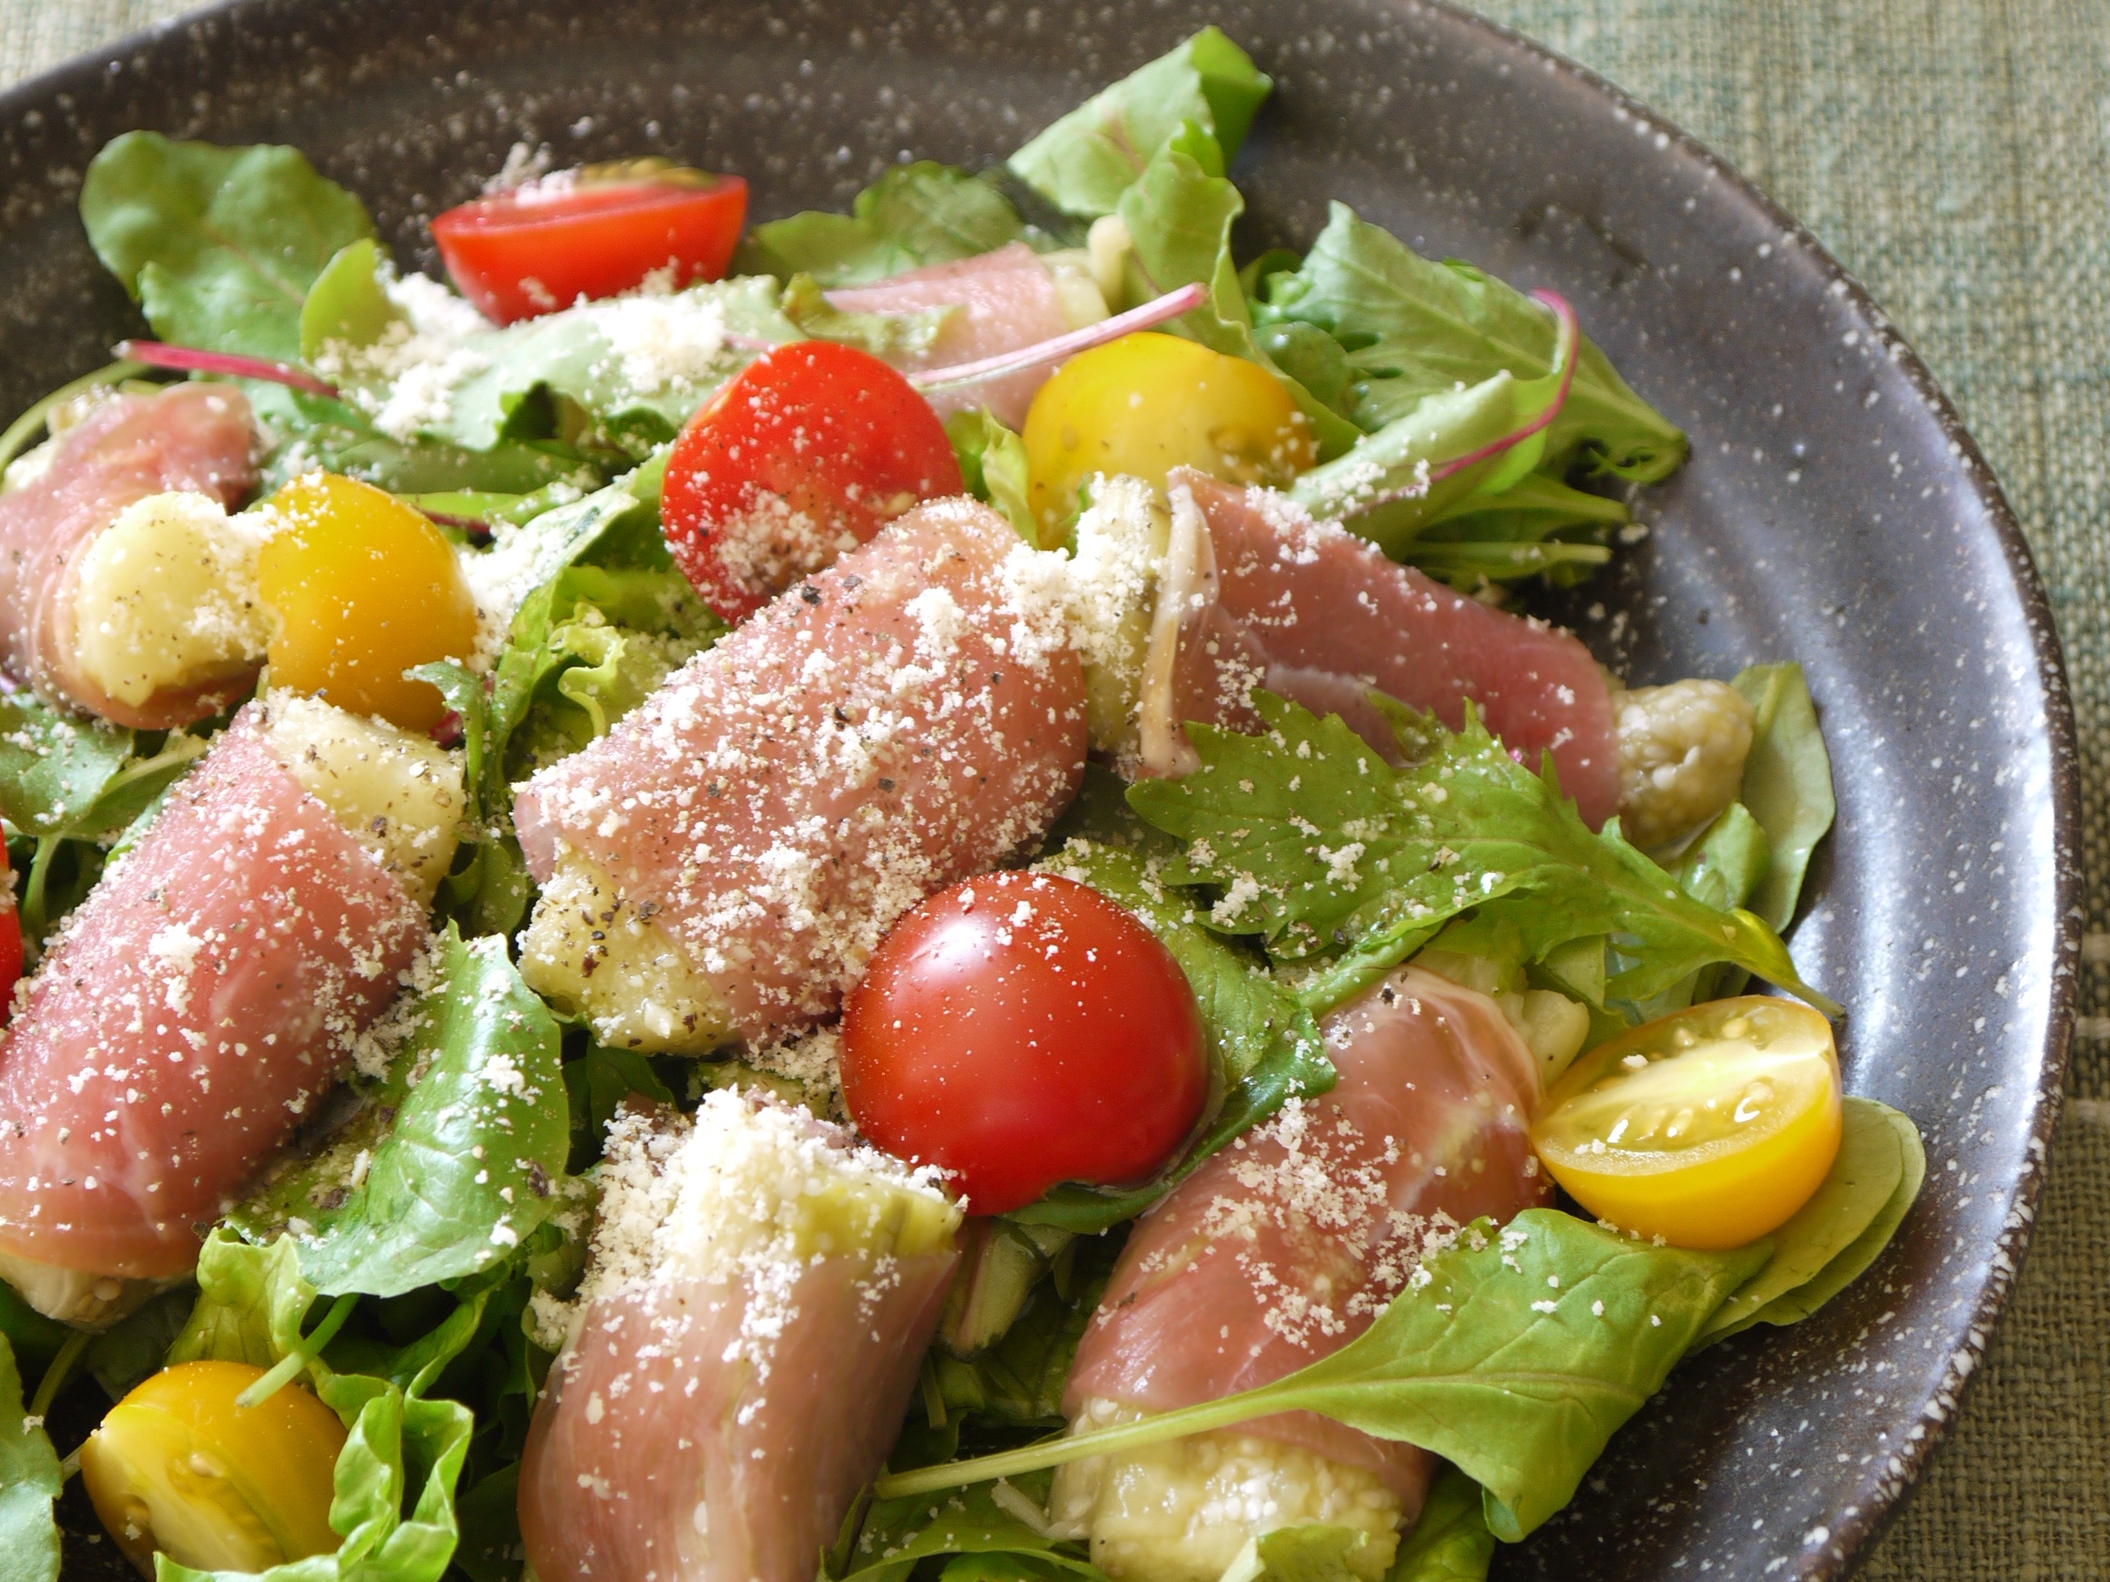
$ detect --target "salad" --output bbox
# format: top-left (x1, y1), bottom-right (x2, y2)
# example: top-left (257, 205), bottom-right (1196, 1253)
top-left (0, 28), bottom-right (1928, 1582)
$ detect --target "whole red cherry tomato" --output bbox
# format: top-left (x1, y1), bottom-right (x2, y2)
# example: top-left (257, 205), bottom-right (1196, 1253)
top-left (432, 161), bottom-right (747, 325)
top-left (0, 845), bottom-right (22, 1020)
top-left (840, 871), bottom-right (1208, 1216)
top-left (660, 340), bottom-right (962, 621)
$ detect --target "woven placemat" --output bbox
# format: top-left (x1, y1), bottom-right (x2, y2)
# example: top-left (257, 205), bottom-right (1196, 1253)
top-left (4, 2), bottom-right (2105, 1578)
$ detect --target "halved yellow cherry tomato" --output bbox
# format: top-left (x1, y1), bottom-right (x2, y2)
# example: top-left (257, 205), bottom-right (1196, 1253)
top-left (1022, 332), bottom-right (1314, 541)
top-left (79, 1360), bottom-right (347, 1578)
top-left (1530, 996), bottom-right (1843, 1249)
top-left (257, 473), bottom-right (480, 730)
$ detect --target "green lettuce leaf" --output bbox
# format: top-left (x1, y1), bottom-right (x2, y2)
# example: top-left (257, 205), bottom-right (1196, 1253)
top-left (231, 926), bottom-right (575, 1298)
top-left (1385, 1467), bottom-right (1494, 1582)
top-left (1126, 693), bottom-right (1835, 1015)
top-left (0, 1334), bottom-right (60, 1582)
top-left (946, 408), bottom-right (1039, 546)
top-left (1113, 126), bottom-right (1360, 460)
top-left (1009, 27), bottom-right (1271, 218)
top-left (741, 163), bottom-right (1025, 288)
top-left (80, 132), bottom-right (374, 361)
top-left (163, 1235), bottom-right (477, 1582)
top-left (0, 1286), bottom-right (69, 1374)
top-left (1017, 770), bottom-right (1333, 1232)
top-left (877, 1210), bottom-right (1766, 1544)
top-left (1731, 663), bottom-right (1836, 932)
top-left (1260, 204), bottom-right (1686, 482)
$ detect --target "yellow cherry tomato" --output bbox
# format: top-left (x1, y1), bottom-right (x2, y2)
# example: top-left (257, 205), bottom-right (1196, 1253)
top-left (257, 473), bottom-right (479, 730)
top-left (1022, 332), bottom-right (1315, 540)
top-left (1530, 996), bottom-right (1843, 1249)
top-left (79, 1360), bottom-right (347, 1577)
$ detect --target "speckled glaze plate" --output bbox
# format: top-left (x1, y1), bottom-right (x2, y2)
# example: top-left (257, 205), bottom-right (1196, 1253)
top-left (1, 1), bottom-right (2077, 1578)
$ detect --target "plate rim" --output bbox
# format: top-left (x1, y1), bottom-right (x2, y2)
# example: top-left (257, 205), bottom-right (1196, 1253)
top-left (0, 0), bottom-right (2082, 1574)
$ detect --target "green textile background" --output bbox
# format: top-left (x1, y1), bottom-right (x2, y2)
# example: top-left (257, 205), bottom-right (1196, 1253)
top-left (2, 1), bottom-right (2105, 1578)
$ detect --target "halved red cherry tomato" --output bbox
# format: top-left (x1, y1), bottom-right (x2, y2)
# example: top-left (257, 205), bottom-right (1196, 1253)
top-left (840, 871), bottom-right (1208, 1216)
top-left (660, 340), bottom-right (963, 621)
top-left (0, 845), bottom-right (21, 1019)
top-left (431, 161), bottom-right (748, 324)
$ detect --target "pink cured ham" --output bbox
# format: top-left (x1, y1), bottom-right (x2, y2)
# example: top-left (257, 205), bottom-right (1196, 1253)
top-left (1146, 470), bottom-right (1620, 828)
top-left (513, 498), bottom-right (1087, 1042)
top-left (519, 1254), bottom-right (954, 1582)
top-left (0, 707), bottom-right (424, 1283)
top-left (1063, 967), bottom-right (1550, 1504)
top-left (828, 242), bottom-right (1072, 428)
top-left (0, 384), bottom-right (258, 728)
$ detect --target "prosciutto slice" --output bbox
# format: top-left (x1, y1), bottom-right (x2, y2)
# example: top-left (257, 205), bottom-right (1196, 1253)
top-left (1143, 471), bottom-right (1620, 828)
top-left (0, 707), bottom-right (424, 1303)
top-left (1063, 967), bottom-right (1550, 1502)
top-left (520, 1255), bottom-right (953, 1582)
top-left (0, 384), bottom-right (257, 728)
top-left (828, 242), bottom-right (1073, 427)
top-left (513, 498), bottom-right (1087, 1042)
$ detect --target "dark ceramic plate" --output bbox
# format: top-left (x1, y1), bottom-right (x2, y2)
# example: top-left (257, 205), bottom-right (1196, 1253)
top-left (4, 1), bottom-right (2076, 1578)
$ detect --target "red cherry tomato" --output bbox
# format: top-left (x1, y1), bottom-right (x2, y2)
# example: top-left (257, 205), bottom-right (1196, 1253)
top-left (660, 340), bottom-right (963, 621)
top-left (431, 165), bottom-right (748, 325)
top-left (841, 871), bottom-right (1209, 1216)
top-left (0, 846), bottom-right (21, 1020)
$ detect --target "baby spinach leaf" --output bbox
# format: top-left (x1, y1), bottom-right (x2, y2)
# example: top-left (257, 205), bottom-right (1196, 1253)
top-left (947, 408), bottom-right (1039, 545)
top-left (1017, 770), bottom-right (1332, 1232)
top-left (878, 1210), bottom-right (1767, 1545)
top-left (80, 132), bottom-right (374, 363)
top-left (1731, 663), bottom-right (1835, 932)
top-left (1714, 1101), bottom-right (1924, 1340)
top-left (1010, 27), bottom-right (1271, 218)
top-left (1260, 205), bottom-right (1685, 482)
top-left (1387, 1467), bottom-right (1494, 1582)
top-left (742, 163), bottom-right (1025, 288)
top-left (1114, 128), bottom-right (1359, 459)
top-left (165, 1234), bottom-right (478, 1582)
top-left (1126, 692), bottom-right (1835, 1014)
top-left (1700, 1097), bottom-right (1909, 1343)
top-left (837, 1473), bottom-right (1105, 1582)
top-left (232, 928), bottom-right (573, 1298)
top-left (0, 1334), bottom-right (60, 1582)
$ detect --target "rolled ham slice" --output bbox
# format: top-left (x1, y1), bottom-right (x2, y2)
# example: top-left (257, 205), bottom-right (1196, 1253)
top-left (0, 384), bottom-right (257, 728)
top-left (827, 242), bottom-right (1075, 427)
top-left (518, 1092), bottom-right (960, 1582)
top-left (0, 705), bottom-right (426, 1319)
top-left (1055, 967), bottom-right (1549, 1541)
top-left (514, 498), bottom-right (1087, 1047)
top-left (1141, 471), bottom-right (1621, 828)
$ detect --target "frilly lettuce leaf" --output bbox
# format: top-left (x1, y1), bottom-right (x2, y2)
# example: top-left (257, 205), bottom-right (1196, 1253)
top-left (741, 163), bottom-right (1026, 288)
top-left (1126, 692), bottom-right (1835, 1018)
top-left (1009, 27), bottom-right (1271, 218)
top-left (946, 408), bottom-right (1038, 546)
top-left (1259, 203), bottom-right (1686, 482)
